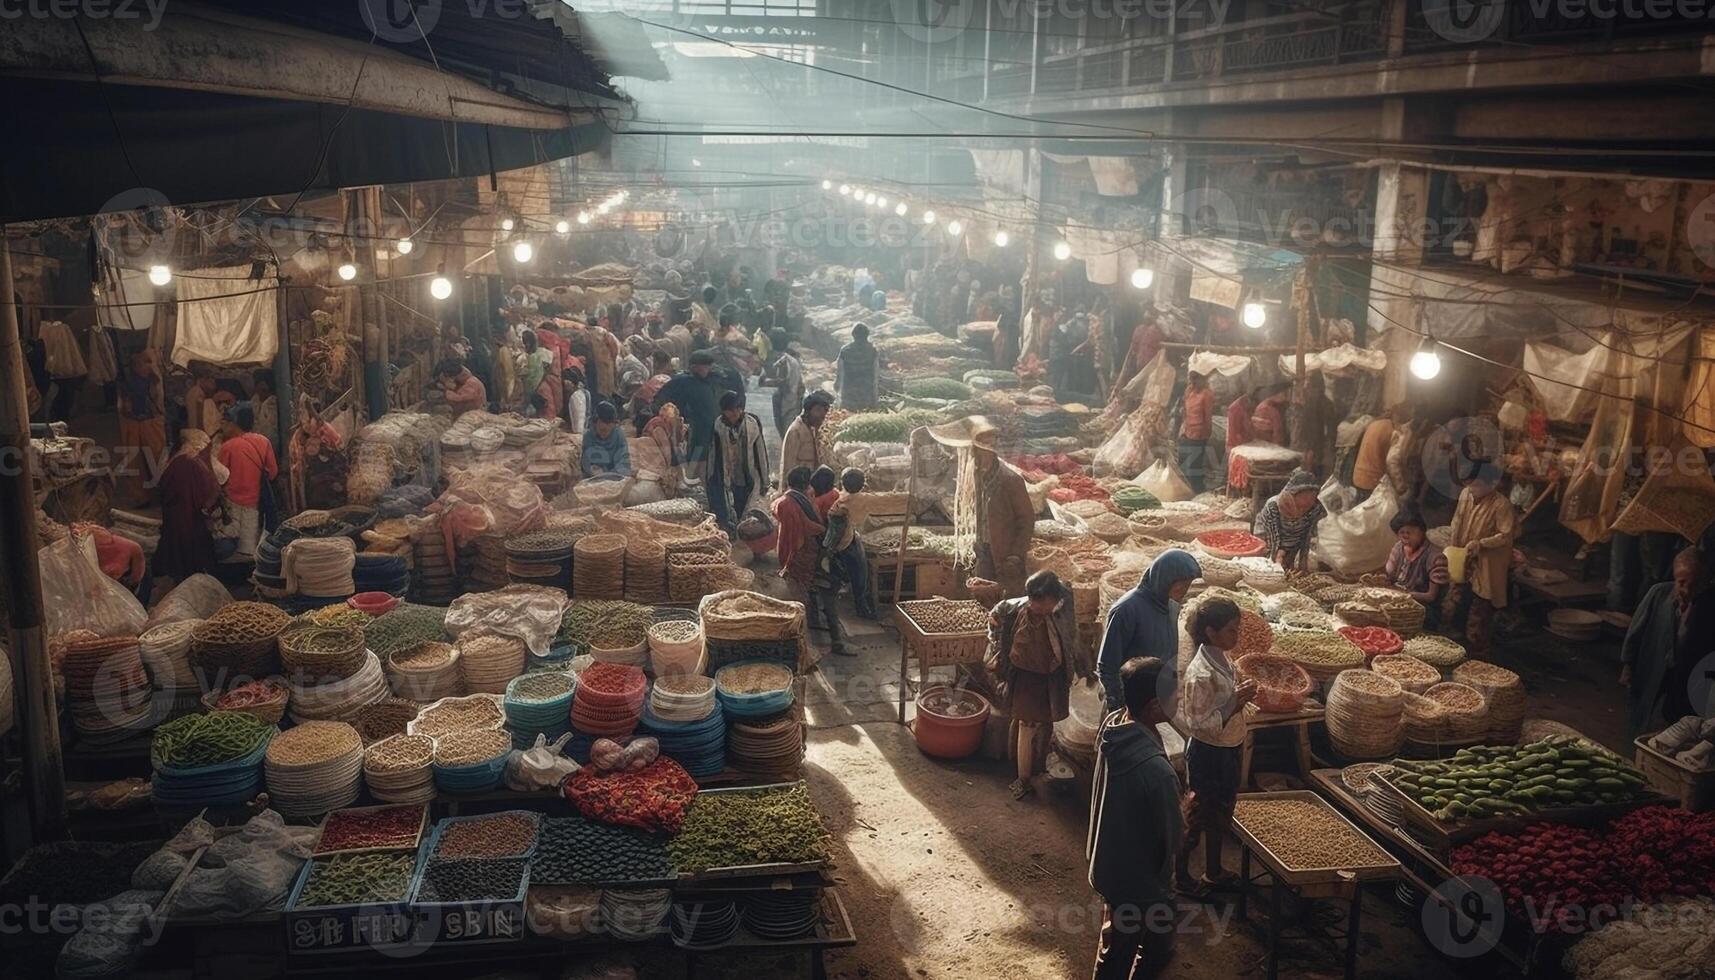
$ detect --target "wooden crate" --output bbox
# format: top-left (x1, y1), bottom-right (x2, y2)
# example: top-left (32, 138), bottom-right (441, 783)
top-left (1635, 735), bottom-right (1715, 812)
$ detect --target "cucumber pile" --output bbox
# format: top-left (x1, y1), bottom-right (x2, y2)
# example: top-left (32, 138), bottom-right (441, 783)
top-left (1386, 736), bottom-right (1649, 822)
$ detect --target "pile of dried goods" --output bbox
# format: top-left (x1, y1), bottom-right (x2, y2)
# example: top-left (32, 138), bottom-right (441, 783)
top-left (151, 711), bottom-right (273, 769)
top-left (532, 816), bottom-right (673, 885)
top-left (899, 599), bottom-right (989, 634)
top-left (315, 805), bottom-right (424, 854)
top-left (668, 785), bottom-right (829, 874)
top-left (1232, 797), bottom-right (1392, 871)
top-left (297, 852), bottom-right (414, 907)
top-left (414, 859), bottom-right (526, 903)
top-left (1402, 634), bottom-right (1466, 669)
top-left (434, 811), bottom-right (539, 858)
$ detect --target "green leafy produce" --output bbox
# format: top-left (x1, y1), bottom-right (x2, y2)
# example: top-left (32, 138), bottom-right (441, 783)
top-left (668, 785), bottom-right (830, 874)
top-left (1111, 486), bottom-right (1161, 514)
top-left (903, 378), bottom-right (974, 401)
top-left (364, 603), bottom-right (449, 660)
top-left (151, 711), bottom-right (274, 769)
top-left (833, 409), bottom-right (943, 444)
top-left (1386, 736), bottom-right (1650, 821)
top-left (297, 852), bottom-right (415, 907)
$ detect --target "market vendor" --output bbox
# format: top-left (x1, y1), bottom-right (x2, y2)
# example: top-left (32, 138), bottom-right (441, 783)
top-left (1250, 385), bottom-right (1289, 445)
top-left (1116, 310), bottom-right (1164, 392)
top-left (1178, 370), bottom-right (1214, 493)
top-left (708, 391), bottom-right (769, 531)
top-left (1621, 547), bottom-right (1713, 738)
top-left (653, 351), bottom-right (723, 478)
top-left (435, 357), bottom-right (488, 416)
top-left (72, 521), bottom-right (151, 605)
top-left (985, 570), bottom-right (1092, 800)
top-left (1254, 468), bottom-right (1326, 571)
top-left (1352, 408), bottom-right (1398, 502)
top-left (1384, 507), bottom-right (1448, 630)
top-left (1097, 548), bottom-right (1202, 711)
top-left (835, 323), bottom-right (880, 411)
top-left (1088, 656), bottom-right (1182, 980)
top-left (581, 402), bottom-right (632, 479)
top-left (779, 390), bottom-right (833, 492)
top-left (1443, 462), bottom-right (1516, 657)
top-left (763, 331), bottom-right (804, 438)
top-left (926, 417), bottom-right (1036, 597)
top-left (156, 428), bottom-right (222, 582)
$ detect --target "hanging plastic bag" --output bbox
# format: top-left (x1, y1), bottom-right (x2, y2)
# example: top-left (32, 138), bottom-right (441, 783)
top-left (1311, 481), bottom-right (1400, 576)
top-left (1319, 475), bottom-right (1357, 516)
top-left (1134, 458), bottom-right (1194, 503)
top-left (40, 531), bottom-right (147, 638)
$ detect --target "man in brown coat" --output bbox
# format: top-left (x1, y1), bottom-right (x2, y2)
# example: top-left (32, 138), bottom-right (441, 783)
top-left (972, 425), bottom-right (1036, 598)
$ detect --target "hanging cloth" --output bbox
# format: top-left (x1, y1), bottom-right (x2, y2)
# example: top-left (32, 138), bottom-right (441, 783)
top-left (171, 265), bottom-right (279, 367)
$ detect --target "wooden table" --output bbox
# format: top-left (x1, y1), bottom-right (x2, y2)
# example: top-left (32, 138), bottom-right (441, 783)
top-left (891, 603), bottom-right (987, 724)
top-left (1240, 703), bottom-right (1323, 789)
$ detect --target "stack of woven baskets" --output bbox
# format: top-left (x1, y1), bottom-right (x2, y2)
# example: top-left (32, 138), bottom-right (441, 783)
top-left (458, 634), bottom-right (528, 694)
top-left (506, 528), bottom-right (576, 590)
top-left (699, 590), bottom-right (805, 669)
top-left (1235, 654), bottom-right (1313, 713)
top-left (1451, 662), bottom-right (1523, 742)
top-left (573, 535), bottom-right (627, 600)
top-left (62, 635), bottom-right (154, 741)
top-left (384, 641), bottom-right (462, 701)
top-left (1424, 681), bottom-right (1489, 742)
top-left (1370, 653), bottom-right (1440, 694)
top-left (191, 602), bottom-right (290, 689)
top-left (667, 551), bottom-right (727, 604)
top-left (1325, 669), bottom-right (1405, 760)
top-left (624, 537), bottom-right (668, 604)
top-left (411, 515), bottom-right (458, 605)
top-left (139, 620), bottom-right (203, 720)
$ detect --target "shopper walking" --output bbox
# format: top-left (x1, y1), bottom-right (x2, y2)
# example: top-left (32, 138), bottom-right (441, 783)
top-left (708, 391), bottom-right (768, 531)
top-left (216, 404), bottom-right (278, 561)
top-left (1443, 463), bottom-right (1516, 657)
top-left (985, 571), bottom-right (1092, 800)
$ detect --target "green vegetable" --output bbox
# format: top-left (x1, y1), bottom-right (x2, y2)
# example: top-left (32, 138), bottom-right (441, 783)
top-left (668, 785), bottom-right (829, 875)
top-left (151, 711), bottom-right (274, 769)
top-left (298, 852), bottom-right (415, 907)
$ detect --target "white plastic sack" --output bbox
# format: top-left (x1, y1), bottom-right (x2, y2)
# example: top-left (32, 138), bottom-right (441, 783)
top-left (1319, 476), bottom-right (1357, 516)
top-left (40, 532), bottom-right (146, 638)
top-left (55, 889), bottom-right (163, 979)
top-left (166, 810), bottom-right (315, 921)
top-left (143, 574), bottom-right (233, 630)
top-left (1134, 459), bottom-right (1194, 503)
top-left (505, 733), bottom-right (579, 792)
top-left (1311, 482), bottom-right (1400, 576)
top-left (444, 583), bottom-right (568, 657)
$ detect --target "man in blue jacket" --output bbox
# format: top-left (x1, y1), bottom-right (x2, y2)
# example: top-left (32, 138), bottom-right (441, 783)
top-left (1096, 549), bottom-right (1202, 711)
top-left (1088, 656), bottom-right (1183, 979)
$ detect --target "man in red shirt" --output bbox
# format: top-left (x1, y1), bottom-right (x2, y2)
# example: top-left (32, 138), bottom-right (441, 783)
top-left (218, 404), bottom-right (279, 560)
top-left (73, 522), bottom-right (151, 604)
top-left (436, 358), bottom-right (488, 415)
top-left (1178, 371), bottom-right (1215, 492)
top-left (1116, 311), bottom-right (1164, 392)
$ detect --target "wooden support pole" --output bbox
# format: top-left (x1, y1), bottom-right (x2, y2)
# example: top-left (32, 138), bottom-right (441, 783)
top-left (0, 235), bottom-right (66, 842)
top-left (894, 427), bottom-right (922, 725)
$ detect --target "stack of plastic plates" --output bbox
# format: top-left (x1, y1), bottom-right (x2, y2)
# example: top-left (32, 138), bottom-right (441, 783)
top-left (727, 716), bottom-right (804, 781)
top-left (62, 635), bottom-right (154, 742)
top-left (431, 728), bottom-right (513, 794)
top-left (637, 700), bottom-right (725, 779)
top-left (354, 554), bottom-right (410, 597)
top-left (671, 900), bottom-right (740, 949)
top-left (571, 663), bottom-right (647, 738)
top-left (649, 675), bottom-right (718, 723)
top-left (264, 721), bottom-right (364, 817)
top-left (743, 891), bottom-right (820, 939)
top-left (601, 889), bottom-right (671, 941)
top-left (714, 661), bottom-right (795, 720)
top-left (363, 734), bottom-right (436, 804)
top-left (505, 672), bottom-right (575, 748)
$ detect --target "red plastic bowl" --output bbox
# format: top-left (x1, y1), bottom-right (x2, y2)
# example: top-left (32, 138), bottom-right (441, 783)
top-left (348, 591), bottom-right (400, 614)
top-left (912, 686), bottom-right (992, 759)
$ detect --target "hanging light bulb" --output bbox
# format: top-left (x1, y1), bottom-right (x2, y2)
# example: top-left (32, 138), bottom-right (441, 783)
top-left (1053, 241), bottom-right (1071, 261)
top-left (691, 158), bottom-right (703, 167)
top-left (876, 196), bottom-right (889, 209)
top-left (147, 264), bottom-right (172, 286)
top-left (500, 216), bottom-right (515, 232)
top-left (993, 230), bottom-right (1010, 247)
top-left (577, 212), bottom-right (591, 225)
top-left (1242, 302), bottom-right (1267, 329)
top-left (821, 179), bottom-right (832, 190)
top-left (922, 210), bottom-right (936, 225)
top-left (895, 202), bottom-right (908, 217)
top-left (430, 275), bottom-right (453, 300)
top-left (555, 219), bottom-right (571, 234)
top-left (396, 237), bottom-right (415, 255)
top-left (946, 220), bottom-right (964, 236)
top-left (865, 193), bottom-right (878, 206)
top-left (513, 241), bottom-right (534, 264)
top-left (1410, 338), bottom-right (1443, 380)
top-left (1130, 268), bottom-right (1154, 290)
top-left (838, 184), bottom-right (852, 196)
top-left (336, 262), bottom-right (357, 282)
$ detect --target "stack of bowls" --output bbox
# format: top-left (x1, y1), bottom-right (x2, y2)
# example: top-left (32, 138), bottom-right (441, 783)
top-left (363, 734), bottom-right (436, 804)
top-left (637, 695), bottom-right (725, 779)
top-left (571, 663), bottom-right (647, 738)
top-left (671, 900), bottom-right (740, 949)
top-left (431, 728), bottom-right (513, 794)
top-left (727, 716), bottom-right (804, 781)
top-left (263, 721), bottom-right (364, 817)
top-left (743, 890), bottom-right (821, 939)
top-left (62, 635), bottom-right (154, 741)
top-left (601, 889), bottom-right (671, 941)
top-left (714, 661), bottom-right (795, 720)
top-left (504, 671), bottom-right (576, 748)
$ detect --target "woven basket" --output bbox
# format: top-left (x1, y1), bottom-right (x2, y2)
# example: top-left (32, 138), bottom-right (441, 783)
top-left (1271, 629), bottom-right (1365, 684)
top-left (1325, 669), bottom-right (1405, 760)
top-left (1401, 690), bottom-right (1449, 742)
top-left (1334, 602), bottom-right (1389, 628)
top-left (200, 680), bottom-right (290, 726)
top-left (1235, 654), bottom-right (1313, 713)
top-left (1423, 682), bottom-right (1488, 740)
top-left (190, 603), bottom-right (290, 687)
top-left (623, 538), bottom-right (668, 604)
top-left (966, 577), bottom-right (1004, 608)
top-left (1027, 545), bottom-right (1073, 578)
top-left (1452, 660), bottom-right (1525, 742)
top-left (667, 551), bottom-right (727, 603)
top-left (279, 626), bottom-right (368, 682)
top-left (1197, 554), bottom-right (1244, 588)
top-left (700, 590), bottom-right (805, 643)
top-left (1370, 654), bottom-right (1440, 694)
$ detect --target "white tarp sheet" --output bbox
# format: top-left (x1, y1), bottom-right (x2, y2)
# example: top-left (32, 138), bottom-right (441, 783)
top-left (171, 265), bottom-right (278, 367)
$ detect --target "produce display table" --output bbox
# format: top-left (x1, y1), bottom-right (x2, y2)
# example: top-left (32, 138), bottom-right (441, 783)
top-left (1366, 771), bottom-right (1671, 852)
top-left (1240, 703), bottom-right (1323, 789)
top-left (1230, 790), bottom-right (1398, 980)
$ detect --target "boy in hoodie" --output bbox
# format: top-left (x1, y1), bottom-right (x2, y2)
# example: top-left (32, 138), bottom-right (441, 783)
top-left (1088, 656), bottom-right (1183, 980)
top-left (1097, 549), bottom-right (1202, 711)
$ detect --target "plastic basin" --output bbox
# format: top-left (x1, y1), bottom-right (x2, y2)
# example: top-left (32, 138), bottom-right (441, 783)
top-left (911, 686), bottom-right (992, 759)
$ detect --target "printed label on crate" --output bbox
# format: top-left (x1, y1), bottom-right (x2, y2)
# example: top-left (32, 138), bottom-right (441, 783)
top-left (413, 901), bottom-right (527, 944)
top-left (287, 905), bottom-right (415, 952)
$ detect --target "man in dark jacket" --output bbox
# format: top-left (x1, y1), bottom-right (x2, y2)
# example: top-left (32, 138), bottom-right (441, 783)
top-left (1096, 549), bottom-right (1202, 711)
top-left (835, 322), bottom-right (880, 410)
top-left (1087, 656), bottom-right (1183, 980)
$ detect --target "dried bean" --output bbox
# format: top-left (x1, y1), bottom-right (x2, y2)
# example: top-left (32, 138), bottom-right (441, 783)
top-left (298, 852), bottom-right (415, 906)
top-left (1232, 798), bottom-right (1390, 871)
top-left (433, 813), bottom-right (537, 859)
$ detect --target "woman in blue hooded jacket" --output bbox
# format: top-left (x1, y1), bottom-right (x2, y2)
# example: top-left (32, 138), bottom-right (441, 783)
top-left (1097, 549), bottom-right (1202, 711)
